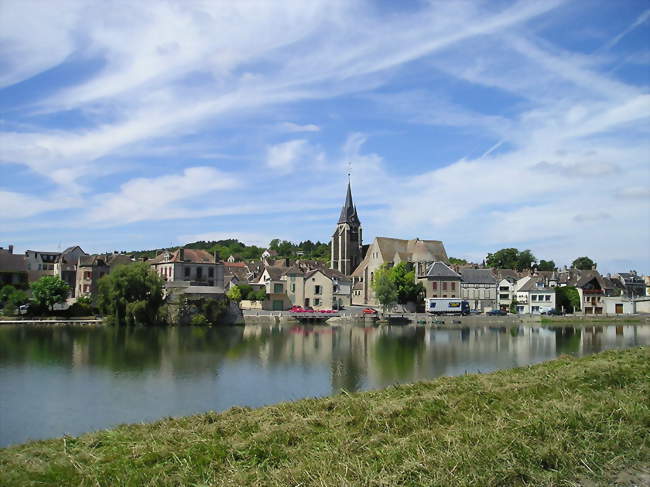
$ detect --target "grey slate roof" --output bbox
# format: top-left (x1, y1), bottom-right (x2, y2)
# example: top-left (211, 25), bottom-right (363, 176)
top-left (338, 182), bottom-right (360, 225)
top-left (461, 269), bottom-right (497, 284)
top-left (0, 249), bottom-right (27, 272)
top-left (426, 261), bottom-right (461, 279)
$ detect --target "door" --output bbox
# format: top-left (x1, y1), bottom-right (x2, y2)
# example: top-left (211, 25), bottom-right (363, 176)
top-left (615, 304), bottom-right (623, 314)
top-left (272, 300), bottom-right (284, 311)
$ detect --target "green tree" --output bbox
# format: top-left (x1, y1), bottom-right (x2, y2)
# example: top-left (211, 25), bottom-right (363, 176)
top-left (537, 260), bottom-right (556, 271)
top-left (509, 299), bottom-right (518, 314)
top-left (371, 265), bottom-right (398, 313)
top-left (227, 285), bottom-right (242, 302)
top-left (572, 256), bottom-right (595, 270)
top-left (448, 257), bottom-right (468, 265)
top-left (390, 262), bottom-right (424, 305)
top-left (97, 263), bottom-right (164, 326)
top-left (0, 285), bottom-right (17, 306)
top-left (30, 275), bottom-right (70, 312)
top-left (555, 286), bottom-right (581, 313)
top-left (486, 248), bottom-right (536, 271)
top-left (2, 288), bottom-right (28, 316)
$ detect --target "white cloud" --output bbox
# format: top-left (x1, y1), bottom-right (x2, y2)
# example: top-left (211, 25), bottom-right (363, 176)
top-left (0, 190), bottom-right (80, 220)
top-left (266, 139), bottom-right (324, 173)
top-left (87, 167), bottom-right (238, 225)
top-left (279, 122), bottom-right (320, 133)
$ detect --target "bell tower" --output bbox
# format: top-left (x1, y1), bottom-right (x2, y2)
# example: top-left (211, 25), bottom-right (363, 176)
top-left (330, 179), bottom-right (362, 275)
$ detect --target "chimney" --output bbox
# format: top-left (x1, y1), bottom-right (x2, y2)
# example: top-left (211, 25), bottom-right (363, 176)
top-left (8, 245), bottom-right (13, 254)
top-left (179, 248), bottom-right (185, 261)
top-left (213, 251), bottom-right (219, 263)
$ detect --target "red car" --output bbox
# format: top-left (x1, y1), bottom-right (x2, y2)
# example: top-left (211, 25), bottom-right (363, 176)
top-left (289, 306), bottom-right (305, 313)
top-left (362, 308), bottom-right (378, 315)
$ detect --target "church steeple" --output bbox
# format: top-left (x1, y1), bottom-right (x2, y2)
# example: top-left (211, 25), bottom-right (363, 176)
top-left (331, 178), bottom-right (363, 276)
top-left (338, 181), bottom-right (360, 225)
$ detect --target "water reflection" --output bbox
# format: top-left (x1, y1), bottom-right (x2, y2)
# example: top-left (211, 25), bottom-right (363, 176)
top-left (0, 323), bottom-right (648, 447)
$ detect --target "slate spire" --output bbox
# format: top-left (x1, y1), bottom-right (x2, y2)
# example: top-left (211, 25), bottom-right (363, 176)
top-left (338, 181), bottom-right (359, 224)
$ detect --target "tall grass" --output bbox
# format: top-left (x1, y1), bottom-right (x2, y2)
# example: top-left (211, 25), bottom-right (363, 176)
top-left (1, 348), bottom-right (648, 486)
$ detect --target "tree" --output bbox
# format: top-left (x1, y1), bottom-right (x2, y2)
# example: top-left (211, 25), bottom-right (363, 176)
top-left (537, 260), bottom-right (556, 271)
top-left (555, 286), bottom-right (581, 313)
top-left (227, 285), bottom-right (242, 302)
top-left (30, 276), bottom-right (70, 312)
top-left (1, 287), bottom-right (28, 316)
top-left (448, 257), bottom-right (468, 265)
top-left (371, 265), bottom-right (398, 312)
top-left (390, 262), bottom-right (424, 305)
top-left (509, 299), bottom-right (518, 314)
top-left (572, 256), bottom-right (595, 270)
top-left (97, 263), bottom-right (164, 326)
top-left (486, 248), bottom-right (536, 271)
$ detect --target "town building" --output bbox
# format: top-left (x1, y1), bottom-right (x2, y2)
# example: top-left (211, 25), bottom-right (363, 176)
top-left (418, 261), bottom-right (461, 299)
top-left (53, 246), bottom-right (87, 297)
top-left (351, 237), bottom-right (448, 306)
top-left (0, 245), bottom-right (28, 288)
top-left (76, 253), bottom-right (134, 297)
top-left (149, 248), bottom-right (223, 289)
top-left (330, 181), bottom-right (363, 276)
top-left (612, 271), bottom-right (645, 298)
top-left (515, 278), bottom-right (556, 314)
top-left (460, 268), bottom-right (497, 311)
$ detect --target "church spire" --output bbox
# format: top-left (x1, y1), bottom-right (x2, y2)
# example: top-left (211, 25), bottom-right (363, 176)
top-left (338, 181), bottom-right (359, 224)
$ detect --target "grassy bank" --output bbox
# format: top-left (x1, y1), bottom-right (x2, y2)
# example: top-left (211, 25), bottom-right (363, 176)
top-left (2, 349), bottom-right (649, 486)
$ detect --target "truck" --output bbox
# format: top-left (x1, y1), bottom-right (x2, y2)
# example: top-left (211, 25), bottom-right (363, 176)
top-left (425, 298), bottom-right (470, 315)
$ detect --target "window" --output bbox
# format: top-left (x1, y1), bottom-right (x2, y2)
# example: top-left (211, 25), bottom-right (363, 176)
top-left (184, 267), bottom-right (190, 278)
top-left (291, 283), bottom-right (295, 292)
top-left (500, 294), bottom-right (509, 299)
top-left (197, 267), bottom-right (203, 279)
top-left (314, 298), bottom-right (321, 306)
top-left (500, 286), bottom-right (509, 291)
top-left (442, 282), bottom-right (447, 291)
top-left (315, 285), bottom-right (322, 295)
top-left (432, 282), bottom-right (437, 290)
top-left (545, 295), bottom-right (551, 301)
top-left (532, 306), bottom-right (539, 312)
top-left (451, 282), bottom-right (456, 290)
top-left (208, 267), bottom-right (214, 277)
top-left (532, 295), bottom-right (537, 301)
top-left (274, 283), bottom-right (283, 293)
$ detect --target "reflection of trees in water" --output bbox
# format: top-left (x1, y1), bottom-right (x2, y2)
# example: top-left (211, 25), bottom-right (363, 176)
top-left (372, 326), bottom-right (426, 383)
top-left (554, 327), bottom-right (582, 355)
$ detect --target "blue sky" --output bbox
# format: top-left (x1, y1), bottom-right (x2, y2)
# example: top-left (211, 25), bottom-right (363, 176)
top-left (1, 0), bottom-right (649, 273)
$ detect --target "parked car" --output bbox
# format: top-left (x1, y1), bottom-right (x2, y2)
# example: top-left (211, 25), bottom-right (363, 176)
top-left (362, 308), bottom-right (378, 315)
top-left (487, 309), bottom-right (507, 316)
top-left (542, 309), bottom-right (564, 316)
top-left (289, 306), bottom-right (305, 313)
top-left (469, 309), bottom-right (481, 315)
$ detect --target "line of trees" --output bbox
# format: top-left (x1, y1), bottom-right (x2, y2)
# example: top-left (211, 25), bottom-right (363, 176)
top-left (485, 248), bottom-right (596, 272)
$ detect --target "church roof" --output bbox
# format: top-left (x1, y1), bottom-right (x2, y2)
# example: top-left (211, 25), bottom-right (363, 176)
top-left (338, 182), bottom-right (360, 225)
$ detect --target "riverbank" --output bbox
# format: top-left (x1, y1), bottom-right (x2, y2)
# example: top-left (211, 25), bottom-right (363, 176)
top-left (1, 347), bottom-right (648, 486)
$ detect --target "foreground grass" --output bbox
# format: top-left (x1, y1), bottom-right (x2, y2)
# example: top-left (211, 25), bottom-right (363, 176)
top-left (2, 349), bottom-right (649, 487)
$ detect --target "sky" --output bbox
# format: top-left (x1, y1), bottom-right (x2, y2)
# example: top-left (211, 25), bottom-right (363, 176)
top-left (1, 0), bottom-right (649, 274)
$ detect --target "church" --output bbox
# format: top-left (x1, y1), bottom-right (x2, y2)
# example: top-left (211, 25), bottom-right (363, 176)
top-left (330, 180), bottom-right (449, 306)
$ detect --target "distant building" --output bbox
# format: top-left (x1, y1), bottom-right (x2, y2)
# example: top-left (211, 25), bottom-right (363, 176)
top-left (612, 271), bottom-right (645, 298)
top-left (149, 248), bottom-right (224, 291)
top-left (76, 253), bottom-right (134, 297)
top-left (516, 278), bottom-right (556, 314)
top-left (54, 246), bottom-right (87, 297)
top-left (418, 261), bottom-right (461, 299)
top-left (0, 245), bottom-right (28, 288)
top-left (460, 268), bottom-right (497, 311)
top-left (330, 181), bottom-right (363, 276)
top-left (352, 237), bottom-right (448, 306)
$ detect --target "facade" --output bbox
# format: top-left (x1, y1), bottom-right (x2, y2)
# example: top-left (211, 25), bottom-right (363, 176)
top-left (576, 272), bottom-right (607, 315)
top-left (54, 246), bottom-right (87, 297)
top-left (281, 266), bottom-right (352, 310)
top-left (497, 277), bottom-right (517, 311)
top-left (351, 237), bottom-right (448, 306)
top-left (24, 250), bottom-right (60, 273)
top-left (0, 246), bottom-right (28, 288)
top-left (460, 269), bottom-right (497, 311)
top-left (612, 271), bottom-right (645, 297)
top-left (257, 266), bottom-right (291, 311)
top-left (76, 253), bottom-right (134, 297)
top-left (516, 278), bottom-right (556, 314)
top-left (330, 182), bottom-right (363, 276)
top-left (418, 261), bottom-right (461, 299)
top-left (149, 248), bottom-right (224, 290)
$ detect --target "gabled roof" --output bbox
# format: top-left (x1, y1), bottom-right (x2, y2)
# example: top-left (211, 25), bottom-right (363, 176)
top-left (264, 266), bottom-right (285, 281)
top-left (0, 249), bottom-right (27, 272)
top-left (461, 269), bottom-right (496, 284)
top-left (576, 271), bottom-right (607, 289)
top-left (282, 265), bottom-right (304, 277)
top-left (426, 261), bottom-right (460, 279)
top-left (149, 248), bottom-right (216, 264)
top-left (321, 267), bottom-right (352, 281)
top-left (518, 279), bottom-right (553, 292)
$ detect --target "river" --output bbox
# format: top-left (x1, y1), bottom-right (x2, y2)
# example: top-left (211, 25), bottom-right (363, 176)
top-left (0, 322), bottom-right (648, 447)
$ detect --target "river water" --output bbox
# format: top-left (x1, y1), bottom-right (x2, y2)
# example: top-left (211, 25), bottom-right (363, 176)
top-left (0, 322), bottom-right (648, 447)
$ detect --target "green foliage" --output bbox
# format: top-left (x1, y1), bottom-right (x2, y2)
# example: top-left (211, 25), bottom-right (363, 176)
top-left (572, 256), bottom-right (596, 270)
top-left (390, 262), bottom-right (425, 304)
top-left (190, 314), bottom-right (209, 326)
top-left (448, 257), bottom-right (468, 265)
top-left (537, 260), bottom-right (556, 271)
top-left (30, 276), bottom-right (70, 312)
top-left (0, 285), bottom-right (17, 305)
top-left (201, 298), bottom-right (228, 323)
top-left (236, 284), bottom-right (266, 302)
top-left (67, 296), bottom-right (95, 317)
top-left (97, 263), bottom-right (164, 326)
top-left (486, 248), bottom-right (536, 271)
top-left (1, 287), bottom-right (28, 316)
top-left (509, 299), bottom-right (518, 314)
top-left (269, 239), bottom-right (330, 261)
top-left (371, 265), bottom-right (398, 312)
top-left (555, 286), bottom-right (581, 313)
top-left (227, 285), bottom-right (242, 302)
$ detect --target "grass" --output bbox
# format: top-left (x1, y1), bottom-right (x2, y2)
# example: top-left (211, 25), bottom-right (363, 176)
top-left (1, 348), bottom-right (649, 487)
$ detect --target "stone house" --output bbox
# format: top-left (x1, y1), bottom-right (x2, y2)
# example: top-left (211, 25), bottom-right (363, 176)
top-left (281, 266), bottom-right (352, 310)
top-left (460, 269), bottom-right (497, 311)
top-left (149, 248), bottom-right (224, 290)
top-left (612, 271), bottom-right (645, 298)
top-left (76, 253), bottom-right (134, 297)
top-left (516, 278), bottom-right (556, 314)
top-left (418, 261), bottom-right (461, 299)
top-left (53, 246), bottom-right (87, 297)
top-left (0, 245), bottom-right (28, 288)
top-left (351, 237), bottom-right (448, 306)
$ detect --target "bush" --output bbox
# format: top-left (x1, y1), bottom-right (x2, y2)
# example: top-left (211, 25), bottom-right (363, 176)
top-left (190, 314), bottom-right (209, 326)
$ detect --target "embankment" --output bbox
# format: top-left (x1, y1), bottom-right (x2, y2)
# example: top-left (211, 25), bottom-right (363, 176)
top-left (1, 348), bottom-right (648, 486)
